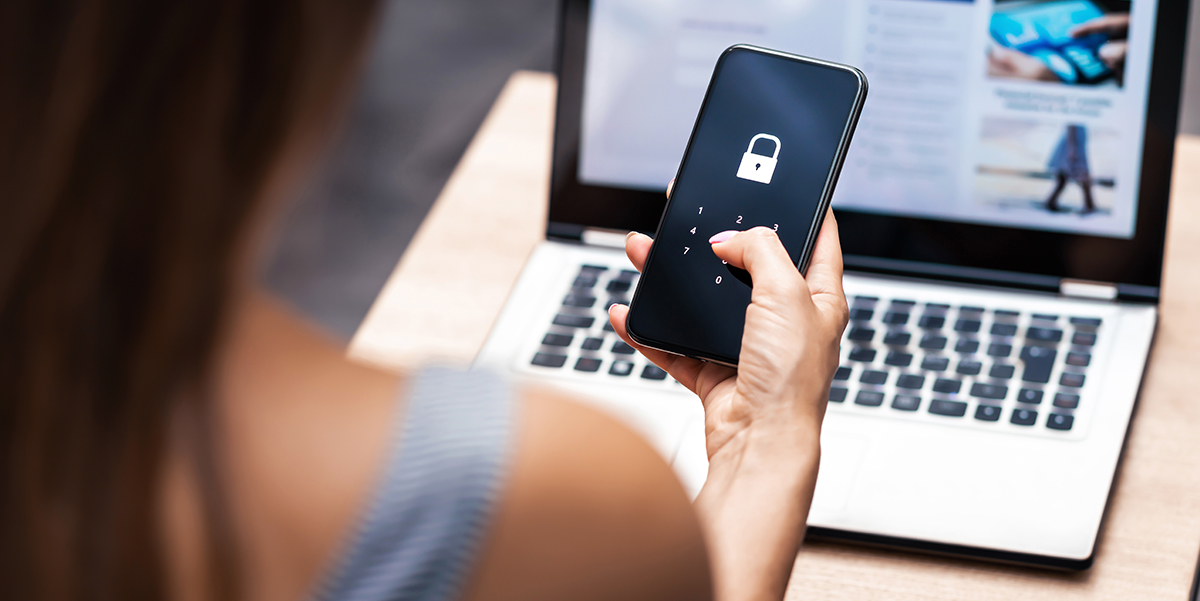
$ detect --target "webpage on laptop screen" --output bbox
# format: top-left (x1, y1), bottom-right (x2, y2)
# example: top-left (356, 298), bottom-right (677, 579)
top-left (579, 0), bottom-right (1156, 239)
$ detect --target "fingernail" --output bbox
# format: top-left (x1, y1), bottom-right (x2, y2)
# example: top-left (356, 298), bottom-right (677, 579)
top-left (709, 230), bottom-right (738, 244)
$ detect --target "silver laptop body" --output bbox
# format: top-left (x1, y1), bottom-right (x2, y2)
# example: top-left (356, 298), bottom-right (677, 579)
top-left (476, 0), bottom-right (1187, 570)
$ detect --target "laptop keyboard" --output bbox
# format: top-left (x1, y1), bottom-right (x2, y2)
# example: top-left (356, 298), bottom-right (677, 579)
top-left (831, 295), bottom-right (1101, 436)
top-left (526, 263), bottom-right (681, 386)
top-left (523, 261), bottom-right (1105, 437)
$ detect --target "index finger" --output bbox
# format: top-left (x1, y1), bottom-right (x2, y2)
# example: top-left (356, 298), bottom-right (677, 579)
top-left (1070, 14), bottom-right (1130, 37)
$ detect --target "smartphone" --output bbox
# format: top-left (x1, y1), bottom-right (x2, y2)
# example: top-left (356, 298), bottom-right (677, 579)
top-left (625, 45), bottom-right (867, 366)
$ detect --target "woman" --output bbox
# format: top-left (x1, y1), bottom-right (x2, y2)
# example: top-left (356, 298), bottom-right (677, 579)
top-left (0, 2), bottom-right (848, 601)
top-left (1046, 122), bottom-right (1094, 214)
top-left (1045, 124), bottom-right (1095, 214)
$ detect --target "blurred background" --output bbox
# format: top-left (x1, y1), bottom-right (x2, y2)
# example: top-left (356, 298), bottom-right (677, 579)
top-left (263, 0), bottom-right (1200, 340)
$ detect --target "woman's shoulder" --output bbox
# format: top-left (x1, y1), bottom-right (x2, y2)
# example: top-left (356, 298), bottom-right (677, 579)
top-left (211, 294), bottom-right (709, 601)
top-left (459, 386), bottom-right (712, 601)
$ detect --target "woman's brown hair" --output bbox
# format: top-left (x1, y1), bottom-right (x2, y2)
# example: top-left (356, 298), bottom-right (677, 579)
top-left (0, 1), bottom-right (378, 599)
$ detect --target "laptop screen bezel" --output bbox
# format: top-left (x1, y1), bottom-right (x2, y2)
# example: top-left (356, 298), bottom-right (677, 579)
top-left (548, 0), bottom-right (1189, 300)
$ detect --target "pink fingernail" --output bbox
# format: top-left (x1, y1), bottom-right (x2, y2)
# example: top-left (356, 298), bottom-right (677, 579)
top-left (709, 230), bottom-right (739, 244)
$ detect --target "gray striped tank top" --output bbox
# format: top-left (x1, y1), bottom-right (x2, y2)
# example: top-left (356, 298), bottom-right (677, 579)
top-left (312, 367), bottom-right (515, 601)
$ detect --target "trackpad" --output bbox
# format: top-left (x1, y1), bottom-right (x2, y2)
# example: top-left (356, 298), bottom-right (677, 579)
top-left (811, 434), bottom-right (868, 513)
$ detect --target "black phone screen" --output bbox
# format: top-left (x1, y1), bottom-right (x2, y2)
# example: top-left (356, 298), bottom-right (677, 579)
top-left (626, 46), bottom-right (866, 365)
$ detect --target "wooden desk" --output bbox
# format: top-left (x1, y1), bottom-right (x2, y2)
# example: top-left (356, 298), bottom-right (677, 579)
top-left (351, 71), bottom-right (1200, 599)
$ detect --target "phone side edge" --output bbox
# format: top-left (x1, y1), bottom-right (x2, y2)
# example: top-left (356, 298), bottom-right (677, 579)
top-left (798, 62), bottom-right (868, 276)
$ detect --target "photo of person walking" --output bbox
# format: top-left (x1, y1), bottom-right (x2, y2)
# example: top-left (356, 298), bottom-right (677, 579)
top-left (1045, 124), bottom-right (1096, 213)
top-left (973, 117), bottom-right (1118, 227)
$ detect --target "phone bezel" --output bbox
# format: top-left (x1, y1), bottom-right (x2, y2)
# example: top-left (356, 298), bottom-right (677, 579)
top-left (625, 45), bottom-right (868, 366)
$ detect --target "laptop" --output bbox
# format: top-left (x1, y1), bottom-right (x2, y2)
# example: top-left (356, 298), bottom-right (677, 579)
top-left (475, 0), bottom-right (1188, 570)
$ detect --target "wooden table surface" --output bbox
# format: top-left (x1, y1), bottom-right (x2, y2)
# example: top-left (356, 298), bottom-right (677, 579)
top-left (350, 71), bottom-right (1200, 599)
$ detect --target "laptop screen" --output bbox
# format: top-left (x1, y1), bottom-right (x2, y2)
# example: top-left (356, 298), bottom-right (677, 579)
top-left (579, 0), bottom-right (1151, 240)
top-left (550, 0), bottom-right (1187, 297)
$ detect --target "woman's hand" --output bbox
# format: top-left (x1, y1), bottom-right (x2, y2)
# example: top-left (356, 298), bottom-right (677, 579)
top-left (608, 220), bottom-right (847, 462)
top-left (607, 205), bottom-right (848, 601)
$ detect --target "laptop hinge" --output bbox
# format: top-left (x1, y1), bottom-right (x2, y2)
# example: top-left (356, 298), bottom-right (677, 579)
top-left (581, 227), bottom-right (630, 249)
top-left (1059, 279), bottom-right (1119, 301)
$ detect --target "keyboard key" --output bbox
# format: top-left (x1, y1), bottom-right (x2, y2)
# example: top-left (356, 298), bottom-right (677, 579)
top-left (574, 357), bottom-right (602, 372)
top-left (1072, 332), bottom-right (1097, 346)
top-left (883, 331), bottom-right (911, 346)
top-left (855, 391), bottom-right (885, 406)
top-left (603, 321), bottom-right (616, 332)
top-left (883, 312), bottom-right (910, 325)
top-left (885, 351), bottom-right (914, 368)
top-left (580, 337), bottom-right (604, 351)
top-left (1053, 393), bottom-right (1080, 409)
top-left (925, 303), bottom-right (951, 311)
top-left (975, 404), bottom-right (1002, 421)
top-left (580, 264), bottom-right (608, 273)
top-left (955, 339), bottom-right (979, 354)
top-left (994, 309), bottom-right (1020, 318)
top-left (1017, 388), bottom-right (1044, 404)
top-left (640, 365), bottom-right (668, 380)
top-left (930, 400), bottom-right (968, 417)
top-left (933, 378), bottom-right (962, 394)
top-left (955, 319), bottom-right (982, 333)
top-left (1047, 414), bottom-right (1075, 431)
top-left (1011, 409), bottom-right (1038, 426)
top-left (891, 299), bottom-right (917, 307)
top-left (957, 359), bottom-right (983, 375)
top-left (848, 348), bottom-right (877, 362)
top-left (1026, 327), bottom-right (1064, 342)
top-left (617, 269), bottom-right (640, 280)
top-left (829, 387), bottom-right (848, 403)
top-left (990, 323), bottom-right (1018, 337)
top-left (563, 294), bottom-right (596, 308)
top-left (970, 383), bottom-right (1008, 400)
top-left (606, 279), bottom-right (632, 293)
top-left (989, 364), bottom-right (1015, 379)
top-left (897, 374), bottom-right (926, 389)
top-left (892, 394), bottom-right (921, 411)
top-left (860, 370), bottom-right (888, 385)
top-left (1019, 346), bottom-right (1058, 383)
top-left (834, 366), bottom-right (852, 381)
top-left (609, 361), bottom-right (634, 376)
top-left (611, 341), bottom-right (636, 355)
top-left (918, 315), bottom-right (946, 329)
top-left (854, 295), bottom-right (880, 303)
top-left (849, 308), bottom-right (874, 321)
top-left (847, 327), bottom-right (875, 342)
top-left (1060, 373), bottom-right (1086, 388)
top-left (987, 343), bottom-right (1012, 358)
top-left (531, 352), bottom-right (568, 368)
top-left (553, 314), bottom-right (594, 328)
top-left (1031, 313), bottom-right (1059, 322)
top-left (1070, 317), bottom-right (1103, 327)
top-left (1065, 352), bottom-right (1091, 367)
top-left (542, 333), bottom-right (573, 347)
top-left (573, 275), bottom-right (598, 288)
top-left (920, 334), bottom-right (948, 350)
top-left (922, 356), bottom-right (950, 371)
top-left (960, 305), bottom-right (985, 313)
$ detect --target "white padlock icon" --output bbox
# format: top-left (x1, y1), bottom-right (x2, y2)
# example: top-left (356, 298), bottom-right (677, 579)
top-left (736, 133), bottom-right (781, 184)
